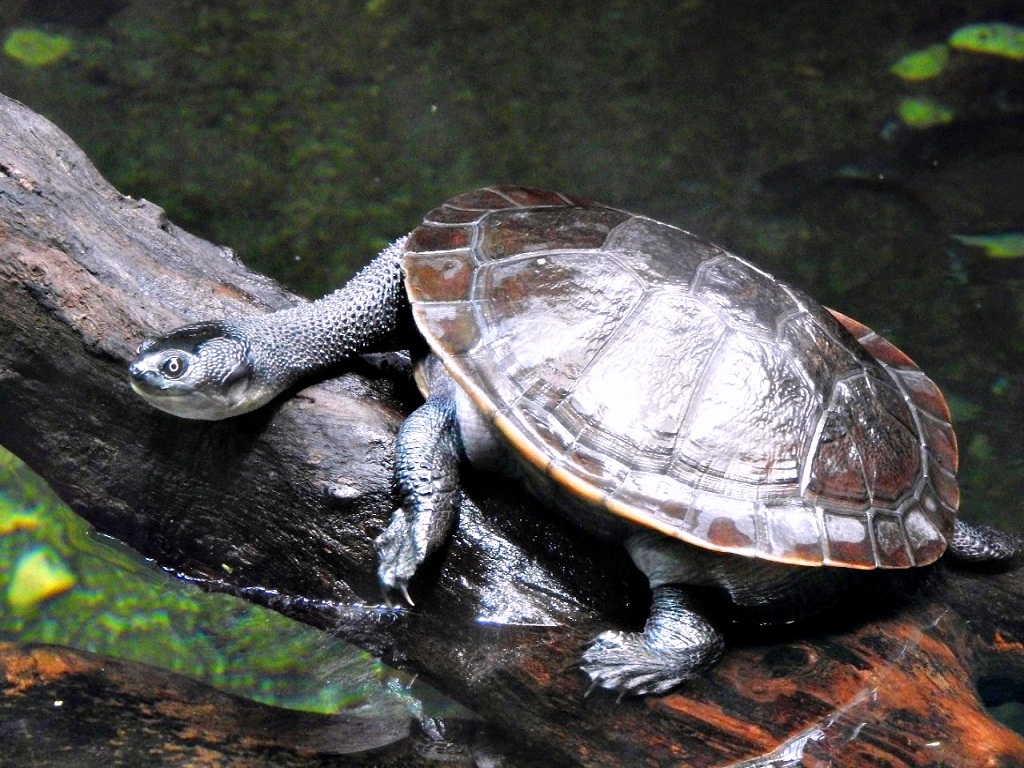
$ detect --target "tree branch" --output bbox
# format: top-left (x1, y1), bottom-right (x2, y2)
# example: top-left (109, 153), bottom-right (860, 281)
top-left (1, 92), bottom-right (1022, 766)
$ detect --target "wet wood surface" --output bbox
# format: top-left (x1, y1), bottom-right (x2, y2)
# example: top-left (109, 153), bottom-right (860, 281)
top-left (0, 642), bottom-right (422, 767)
top-left (1, 92), bottom-right (1023, 766)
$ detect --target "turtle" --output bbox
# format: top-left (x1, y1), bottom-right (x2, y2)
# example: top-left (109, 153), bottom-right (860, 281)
top-left (129, 185), bottom-right (1021, 696)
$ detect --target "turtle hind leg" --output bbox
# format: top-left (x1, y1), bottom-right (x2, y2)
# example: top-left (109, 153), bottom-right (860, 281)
top-left (948, 518), bottom-right (1024, 563)
top-left (581, 585), bottom-right (724, 696)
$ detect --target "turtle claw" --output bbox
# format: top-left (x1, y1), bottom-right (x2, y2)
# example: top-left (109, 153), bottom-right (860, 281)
top-left (375, 507), bottom-right (421, 604)
top-left (379, 580), bottom-right (415, 609)
top-left (398, 582), bottom-right (415, 607)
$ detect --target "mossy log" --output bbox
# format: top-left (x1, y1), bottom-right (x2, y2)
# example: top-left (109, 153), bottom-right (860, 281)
top-left (1, 92), bottom-right (1023, 767)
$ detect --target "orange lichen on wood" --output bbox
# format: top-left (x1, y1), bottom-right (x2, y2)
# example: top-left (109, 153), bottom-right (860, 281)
top-left (655, 693), bottom-right (779, 748)
top-left (1, 642), bottom-right (92, 694)
top-left (992, 630), bottom-right (1024, 653)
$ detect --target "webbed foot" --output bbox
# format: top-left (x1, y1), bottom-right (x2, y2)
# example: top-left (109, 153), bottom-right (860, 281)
top-left (581, 585), bottom-right (723, 696)
top-left (582, 630), bottom-right (700, 696)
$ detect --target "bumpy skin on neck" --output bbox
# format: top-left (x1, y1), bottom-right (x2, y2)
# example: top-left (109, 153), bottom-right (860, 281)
top-left (239, 236), bottom-right (410, 391)
top-left (129, 236), bottom-right (410, 419)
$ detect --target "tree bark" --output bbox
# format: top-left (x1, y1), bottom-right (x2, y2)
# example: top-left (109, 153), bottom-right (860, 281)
top-left (1, 92), bottom-right (1023, 767)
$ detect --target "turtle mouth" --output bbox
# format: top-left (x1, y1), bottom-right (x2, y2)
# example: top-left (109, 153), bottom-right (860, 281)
top-left (129, 367), bottom-right (271, 420)
top-left (129, 376), bottom-right (187, 399)
top-left (127, 364), bottom-right (194, 397)
top-left (129, 380), bottom-right (238, 420)
top-left (128, 369), bottom-right (225, 419)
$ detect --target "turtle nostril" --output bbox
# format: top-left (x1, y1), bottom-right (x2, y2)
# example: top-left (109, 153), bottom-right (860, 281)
top-left (128, 362), bottom-right (150, 382)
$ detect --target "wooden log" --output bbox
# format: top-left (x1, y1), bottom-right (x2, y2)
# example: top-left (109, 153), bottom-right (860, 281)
top-left (1, 92), bottom-right (1022, 766)
top-left (0, 642), bottom-right (419, 766)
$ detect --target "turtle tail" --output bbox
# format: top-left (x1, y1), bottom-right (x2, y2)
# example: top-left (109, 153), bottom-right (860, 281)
top-left (948, 519), bottom-right (1024, 563)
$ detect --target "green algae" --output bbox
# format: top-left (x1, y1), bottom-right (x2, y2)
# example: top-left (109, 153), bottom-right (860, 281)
top-left (890, 44), bottom-right (949, 81)
top-left (0, 447), bottom-right (430, 716)
top-left (949, 22), bottom-right (1024, 61)
top-left (897, 96), bottom-right (954, 129)
top-left (952, 232), bottom-right (1024, 259)
top-left (2, 29), bottom-right (73, 67)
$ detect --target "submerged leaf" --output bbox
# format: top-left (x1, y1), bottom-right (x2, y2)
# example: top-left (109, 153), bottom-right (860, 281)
top-left (949, 22), bottom-right (1024, 61)
top-left (2, 29), bottom-right (73, 67)
top-left (890, 44), bottom-right (950, 81)
top-left (897, 97), bottom-right (954, 129)
top-left (951, 232), bottom-right (1024, 259)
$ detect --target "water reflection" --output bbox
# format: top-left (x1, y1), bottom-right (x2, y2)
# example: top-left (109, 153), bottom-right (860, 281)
top-left (0, 447), bottom-right (472, 756)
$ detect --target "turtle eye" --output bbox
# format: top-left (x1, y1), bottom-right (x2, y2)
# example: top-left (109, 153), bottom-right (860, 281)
top-left (160, 355), bottom-right (187, 379)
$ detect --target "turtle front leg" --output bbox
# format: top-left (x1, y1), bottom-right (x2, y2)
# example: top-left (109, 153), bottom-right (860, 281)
top-left (581, 585), bottom-right (724, 696)
top-left (375, 392), bottom-right (462, 602)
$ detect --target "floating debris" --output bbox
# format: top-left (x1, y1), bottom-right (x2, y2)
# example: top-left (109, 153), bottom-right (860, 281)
top-left (890, 44), bottom-right (950, 81)
top-left (2, 28), bottom-right (73, 67)
top-left (951, 232), bottom-right (1024, 258)
top-left (897, 96), bottom-right (955, 129)
top-left (949, 22), bottom-right (1024, 61)
top-left (7, 546), bottom-right (76, 609)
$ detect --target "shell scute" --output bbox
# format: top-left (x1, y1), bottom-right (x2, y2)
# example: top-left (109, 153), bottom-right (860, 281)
top-left (404, 250), bottom-right (476, 303)
top-left (928, 455), bottom-right (959, 512)
top-left (442, 187), bottom-right (551, 212)
top-left (408, 220), bottom-right (472, 253)
top-left (763, 503), bottom-right (826, 565)
top-left (476, 252), bottom-right (645, 404)
top-left (821, 510), bottom-right (874, 566)
top-left (905, 506), bottom-right (946, 563)
top-left (601, 216), bottom-right (718, 288)
top-left (668, 334), bottom-right (812, 491)
top-left (806, 373), bottom-right (922, 508)
top-left (778, 312), bottom-right (871, 394)
top-left (412, 303), bottom-right (480, 357)
top-left (872, 514), bottom-right (913, 568)
top-left (895, 370), bottom-right (956, 433)
top-left (475, 206), bottom-right (631, 262)
top-left (692, 257), bottom-right (800, 339)
top-left (706, 517), bottom-right (757, 552)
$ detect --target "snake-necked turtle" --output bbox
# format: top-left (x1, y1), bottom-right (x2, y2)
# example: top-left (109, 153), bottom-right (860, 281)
top-left (129, 186), bottom-right (1020, 695)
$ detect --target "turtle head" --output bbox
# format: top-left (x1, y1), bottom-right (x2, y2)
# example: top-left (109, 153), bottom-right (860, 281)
top-left (128, 321), bottom-right (274, 420)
